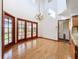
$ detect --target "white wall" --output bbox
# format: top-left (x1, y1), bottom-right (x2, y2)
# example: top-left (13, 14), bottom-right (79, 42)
top-left (57, 0), bottom-right (67, 14)
top-left (3, 0), bottom-right (64, 40)
top-left (3, 0), bottom-right (16, 16)
top-left (39, 16), bottom-right (58, 40)
top-left (3, 0), bottom-right (38, 22)
top-left (38, 0), bottom-right (58, 40)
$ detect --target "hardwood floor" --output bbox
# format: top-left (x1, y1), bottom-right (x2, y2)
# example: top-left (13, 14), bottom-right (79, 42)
top-left (3, 38), bottom-right (75, 59)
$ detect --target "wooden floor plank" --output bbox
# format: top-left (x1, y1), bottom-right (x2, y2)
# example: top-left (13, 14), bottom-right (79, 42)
top-left (3, 38), bottom-right (75, 59)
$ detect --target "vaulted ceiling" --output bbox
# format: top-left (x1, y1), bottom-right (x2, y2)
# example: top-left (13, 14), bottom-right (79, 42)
top-left (34, 0), bottom-right (78, 16)
top-left (3, 0), bottom-right (78, 20)
top-left (59, 0), bottom-right (78, 17)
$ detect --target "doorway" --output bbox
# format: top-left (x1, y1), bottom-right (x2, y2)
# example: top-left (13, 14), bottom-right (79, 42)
top-left (58, 20), bottom-right (70, 41)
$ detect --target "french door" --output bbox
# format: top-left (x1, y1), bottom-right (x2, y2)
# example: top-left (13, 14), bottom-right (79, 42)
top-left (32, 23), bottom-right (38, 38)
top-left (58, 20), bottom-right (70, 40)
top-left (3, 12), bottom-right (15, 48)
top-left (17, 18), bottom-right (26, 42)
top-left (17, 19), bottom-right (38, 42)
top-left (26, 21), bottom-right (32, 39)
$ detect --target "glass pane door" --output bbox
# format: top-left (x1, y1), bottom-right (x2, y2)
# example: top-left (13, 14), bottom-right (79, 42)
top-left (27, 22), bottom-right (31, 38)
top-left (4, 18), bottom-right (9, 45)
top-left (3, 12), bottom-right (15, 48)
top-left (9, 18), bottom-right (12, 43)
top-left (18, 20), bottom-right (25, 40)
top-left (4, 16), bottom-right (13, 45)
top-left (33, 23), bottom-right (37, 37)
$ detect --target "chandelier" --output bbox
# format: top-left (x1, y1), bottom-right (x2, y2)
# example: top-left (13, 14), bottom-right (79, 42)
top-left (35, 12), bottom-right (44, 20)
top-left (34, 0), bottom-right (44, 20)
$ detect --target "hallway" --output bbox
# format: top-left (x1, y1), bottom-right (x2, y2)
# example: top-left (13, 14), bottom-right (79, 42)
top-left (3, 38), bottom-right (75, 59)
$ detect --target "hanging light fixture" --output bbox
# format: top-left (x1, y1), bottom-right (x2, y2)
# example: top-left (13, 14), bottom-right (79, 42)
top-left (34, 0), bottom-right (44, 20)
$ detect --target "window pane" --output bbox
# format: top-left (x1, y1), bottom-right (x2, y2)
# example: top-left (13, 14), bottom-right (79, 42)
top-left (18, 29), bottom-right (22, 33)
top-left (33, 24), bottom-right (36, 36)
top-left (22, 36), bottom-right (24, 39)
top-left (18, 25), bottom-right (22, 28)
top-left (19, 36), bottom-right (22, 40)
top-left (9, 28), bottom-right (12, 33)
top-left (27, 33), bottom-right (31, 38)
top-left (9, 18), bottom-right (12, 23)
top-left (9, 24), bottom-right (12, 28)
top-left (18, 32), bottom-right (22, 36)
top-left (18, 21), bottom-right (22, 25)
top-left (4, 23), bottom-right (8, 28)
top-left (27, 22), bottom-right (31, 26)
top-left (4, 18), bottom-right (8, 22)
top-left (9, 21), bottom-right (12, 28)
top-left (27, 23), bottom-right (31, 37)
top-left (4, 19), bottom-right (8, 28)
top-left (9, 17), bottom-right (12, 28)
top-left (9, 33), bottom-right (12, 38)
top-left (4, 27), bottom-right (8, 33)
top-left (4, 34), bottom-right (8, 39)
top-left (4, 39), bottom-right (8, 45)
top-left (22, 21), bottom-right (25, 25)
top-left (22, 25), bottom-right (25, 28)
top-left (33, 27), bottom-right (36, 32)
top-left (4, 18), bottom-right (9, 45)
top-left (9, 37), bottom-right (12, 43)
top-left (21, 28), bottom-right (24, 32)
top-left (21, 32), bottom-right (24, 35)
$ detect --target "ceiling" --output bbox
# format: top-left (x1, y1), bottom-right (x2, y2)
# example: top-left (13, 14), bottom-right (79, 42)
top-left (3, 0), bottom-right (78, 20)
top-left (58, 0), bottom-right (78, 17)
top-left (67, 0), bottom-right (78, 10)
top-left (34, 0), bottom-right (78, 14)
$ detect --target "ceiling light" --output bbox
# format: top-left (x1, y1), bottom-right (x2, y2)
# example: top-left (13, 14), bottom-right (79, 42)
top-left (34, 0), bottom-right (44, 21)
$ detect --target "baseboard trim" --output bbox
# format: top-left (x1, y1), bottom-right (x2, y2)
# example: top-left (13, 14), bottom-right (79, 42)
top-left (38, 37), bottom-right (58, 42)
top-left (58, 38), bottom-right (69, 41)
